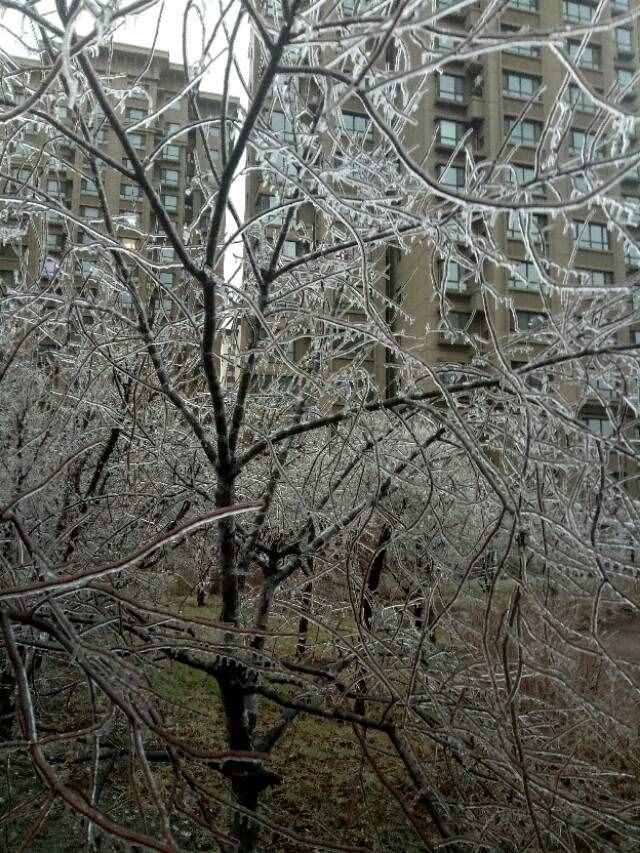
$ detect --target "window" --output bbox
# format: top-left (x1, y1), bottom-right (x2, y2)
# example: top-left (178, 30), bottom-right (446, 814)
top-left (503, 71), bottom-right (540, 100)
top-left (617, 68), bottom-right (635, 90)
top-left (81, 206), bottom-right (100, 220)
top-left (167, 122), bottom-right (181, 135)
top-left (438, 118), bottom-right (467, 147)
top-left (47, 179), bottom-right (64, 196)
top-left (625, 241), bottom-right (640, 267)
top-left (592, 375), bottom-right (619, 400)
top-left (569, 128), bottom-right (598, 154)
top-left (342, 112), bottom-right (373, 144)
top-left (162, 144), bottom-right (180, 161)
top-left (438, 73), bottom-right (465, 103)
top-left (159, 271), bottom-right (173, 286)
top-left (614, 0), bottom-right (630, 8)
top-left (270, 111), bottom-right (295, 141)
top-left (439, 311), bottom-right (473, 345)
top-left (120, 183), bottom-right (140, 200)
top-left (508, 260), bottom-right (541, 291)
top-left (257, 194), bottom-right (286, 224)
top-left (579, 269), bottom-right (613, 288)
top-left (436, 34), bottom-right (458, 52)
top-left (567, 84), bottom-right (598, 114)
top-left (504, 117), bottom-right (541, 147)
top-left (438, 164), bottom-right (465, 189)
top-left (46, 233), bottom-right (63, 252)
top-left (509, 0), bottom-right (537, 9)
top-left (444, 311), bottom-right (471, 330)
top-left (616, 28), bottom-right (634, 56)
top-left (158, 246), bottom-right (176, 262)
top-left (502, 26), bottom-right (540, 57)
top-left (162, 194), bottom-right (178, 212)
top-left (81, 178), bottom-right (99, 195)
top-left (512, 310), bottom-right (546, 332)
top-left (80, 260), bottom-right (97, 278)
top-left (582, 416), bottom-right (614, 436)
top-left (573, 221), bottom-right (609, 251)
top-left (127, 107), bottom-right (146, 123)
top-left (282, 240), bottom-right (297, 259)
top-left (567, 41), bottom-right (601, 71)
top-left (161, 169), bottom-right (179, 186)
top-left (506, 164), bottom-right (544, 196)
top-left (14, 168), bottom-right (32, 185)
top-left (128, 132), bottom-right (145, 149)
top-left (563, 1), bottom-right (594, 24)
top-left (441, 259), bottom-right (467, 292)
top-left (507, 212), bottom-right (547, 242)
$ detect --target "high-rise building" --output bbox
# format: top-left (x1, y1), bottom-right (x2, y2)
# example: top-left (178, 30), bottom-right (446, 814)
top-left (397, 0), bottom-right (640, 381)
top-left (0, 43), bottom-right (238, 313)
top-left (244, 0), bottom-right (640, 426)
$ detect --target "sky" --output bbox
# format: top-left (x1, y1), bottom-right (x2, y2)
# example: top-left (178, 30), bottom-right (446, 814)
top-left (1, 0), bottom-right (249, 266)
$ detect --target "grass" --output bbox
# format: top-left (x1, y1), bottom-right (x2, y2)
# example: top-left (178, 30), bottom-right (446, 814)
top-left (150, 596), bottom-right (423, 851)
top-left (5, 576), bottom-right (639, 851)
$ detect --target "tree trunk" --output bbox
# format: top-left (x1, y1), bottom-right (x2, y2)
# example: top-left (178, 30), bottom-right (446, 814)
top-left (0, 659), bottom-right (15, 742)
top-left (355, 526), bottom-right (391, 715)
top-left (296, 579), bottom-right (313, 658)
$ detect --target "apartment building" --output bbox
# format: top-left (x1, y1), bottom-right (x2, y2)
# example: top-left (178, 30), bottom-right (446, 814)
top-left (398, 0), bottom-right (640, 393)
top-left (0, 42), bottom-right (237, 313)
top-left (245, 0), bottom-right (640, 431)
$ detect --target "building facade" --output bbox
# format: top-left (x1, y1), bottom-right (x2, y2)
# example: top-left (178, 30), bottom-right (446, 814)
top-left (1, 43), bottom-right (237, 313)
top-left (244, 0), bottom-right (640, 430)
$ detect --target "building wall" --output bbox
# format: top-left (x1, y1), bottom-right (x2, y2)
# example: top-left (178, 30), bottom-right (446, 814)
top-left (0, 43), bottom-right (237, 302)
top-left (396, 0), bottom-right (640, 375)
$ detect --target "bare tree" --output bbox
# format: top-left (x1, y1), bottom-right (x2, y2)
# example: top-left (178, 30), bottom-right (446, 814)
top-left (2, 0), bottom-right (640, 850)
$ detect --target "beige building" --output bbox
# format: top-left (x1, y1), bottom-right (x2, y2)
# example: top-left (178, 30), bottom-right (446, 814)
top-left (1, 43), bottom-right (238, 315)
top-left (245, 0), bottom-right (640, 428)
top-left (397, 0), bottom-right (640, 380)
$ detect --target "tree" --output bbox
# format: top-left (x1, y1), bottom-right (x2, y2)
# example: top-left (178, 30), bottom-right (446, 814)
top-left (2, 0), bottom-right (640, 850)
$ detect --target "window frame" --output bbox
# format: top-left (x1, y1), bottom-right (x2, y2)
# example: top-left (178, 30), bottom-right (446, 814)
top-left (128, 132), bottom-right (145, 150)
top-left (504, 116), bottom-right (541, 147)
top-left (508, 259), bottom-right (541, 291)
top-left (567, 40), bottom-right (602, 70)
top-left (126, 107), bottom-right (147, 123)
top-left (573, 221), bottom-right (610, 252)
top-left (502, 71), bottom-right (541, 100)
top-left (616, 27), bottom-right (634, 56)
top-left (341, 111), bottom-right (374, 144)
top-left (438, 118), bottom-right (467, 147)
top-left (563, 1), bottom-right (595, 24)
top-left (438, 163), bottom-right (465, 190)
top-left (438, 73), bottom-right (466, 104)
